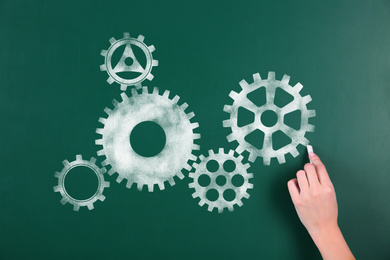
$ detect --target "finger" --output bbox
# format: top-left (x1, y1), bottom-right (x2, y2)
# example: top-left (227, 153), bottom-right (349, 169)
top-left (287, 179), bottom-right (300, 202)
top-left (296, 170), bottom-right (309, 192)
top-left (309, 153), bottom-right (332, 185)
top-left (304, 163), bottom-right (320, 187)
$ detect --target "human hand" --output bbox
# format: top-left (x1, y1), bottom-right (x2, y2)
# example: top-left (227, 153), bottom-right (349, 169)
top-left (287, 152), bottom-right (338, 236)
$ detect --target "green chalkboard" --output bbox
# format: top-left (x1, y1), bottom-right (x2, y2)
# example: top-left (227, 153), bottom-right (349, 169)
top-left (1, 0), bottom-right (390, 259)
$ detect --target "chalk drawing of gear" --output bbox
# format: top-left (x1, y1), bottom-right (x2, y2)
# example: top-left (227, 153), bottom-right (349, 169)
top-left (223, 72), bottom-right (316, 165)
top-left (189, 148), bottom-right (253, 213)
top-left (100, 32), bottom-right (158, 91)
top-left (53, 155), bottom-right (110, 211)
top-left (95, 87), bottom-right (201, 192)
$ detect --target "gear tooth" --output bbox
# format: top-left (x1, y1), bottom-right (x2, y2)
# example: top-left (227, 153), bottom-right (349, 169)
top-left (53, 185), bottom-right (61, 192)
top-left (73, 205), bottom-right (80, 211)
top-left (100, 167), bottom-right (107, 174)
top-left (199, 155), bottom-right (206, 161)
top-left (137, 34), bottom-right (144, 41)
top-left (131, 88), bottom-right (138, 96)
top-left (223, 104), bottom-right (233, 113)
top-left (253, 73), bottom-right (261, 82)
top-left (158, 181), bottom-right (165, 190)
top-left (308, 110), bottom-right (316, 118)
top-left (104, 181), bottom-right (110, 188)
top-left (104, 107), bottom-right (112, 115)
top-left (239, 79), bottom-right (249, 89)
top-left (248, 154), bottom-right (257, 163)
top-left (243, 163), bottom-right (251, 170)
top-left (87, 204), bottom-right (94, 210)
top-left (301, 137), bottom-right (310, 146)
top-left (229, 91), bottom-right (239, 100)
top-left (162, 89), bottom-right (170, 98)
top-left (189, 183), bottom-right (195, 188)
top-left (120, 92), bottom-right (128, 101)
top-left (218, 207), bottom-right (224, 213)
top-left (112, 99), bottom-right (119, 107)
top-left (97, 149), bottom-right (105, 156)
top-left (62, 159), bottom-right (69, 166)
top-left (116, 176), bottom-right (124, 183)
top-left (290, 148), bottom-right (299, 157)
top-left (120, 84), bottom-right (128, 91)
top-left (107, 77), bottom-right (115, 84)
top-left (294, 82), bottom-right (303, 93)
top-left (218, 147), bottom-right (224, 154)
top-left (98, 194), bottom-right (106, 201)
top-left (148, 184), bottom-right (154, 192)
top-left (99, 64), bottom-right (106, 71)
top-left (153, 87), bottom-right (159, 94)
top-left (198, 200), bottom-right (205, 206)
top-left (222, 119), bottom-right (232, 127)
top-left (243, 193), bottom-right (250, 199)
top-left (135, 83), bottom-right (142, 89)
top-left (247, 172), bottom-right (254, 178)
top-left (177, 171), bottom-right (185, 179)
top-left (237, 154), bottom-right (244, 162)
top-left (207, 204), bottom-right (214, 212)
top-left (228, 205), bottom-right (234, 212)
top-left (192, 143), bottom-right (200, 150)
top-left (268, 71), bottom-right (275, 81)
top-left (152, 60), bottom-right (158, 66)
top-left (235, 145), bottom-right (245, 154)
top-left (208, 149), bottom-right (215, 156)
top-left (100, 49), bottom-right (107, 56)
top-left (123, 32), bottom-right (130, 38)
top-left (95, 139), bottom-right (103, 145)
top-left (183, 163), bottom-right (192, 171)
top-left (263, 157), bottom-right (271, 165)
top-left (89, 157), bottom-right (97, 164)
top-left (168, 177), bottom-right (175, 186)
top-left (236, 200), bottom-right (244, 207)
top-left (172, 95), bottom-right (180, 104)
top-left (228, 150), bottom-right (234, 156)
top-left (248, 183), bottom-right (254, 189)
top-left (191, 122), bottom-right (199, 130)
top-left (186, 112), bottom-right (195, 120)
top-left (109, 37), bottom-right (116, 44)
top-left (98, 117), bottom-right (107, 124)
top-left (181, 102), bottom-right (188, 110)
top-left (147, 45), bottom-right (155, 53)
top-left (188, 154), bottom-right (197, 161)
top-left (126, 180), bottom-right (133, 189)
top-left (281, 74), bottom-right (291, 85)
top-left (302, 95), bottom-right (312, 105)
top-left (54, 172), bottom-right (61, 178)
top-left (306, 124), bottom-right (315, 132)
top-left (193, 133), bottom-right (201, 140)
top-left (60, 198), bottom-right (67, 205)
top-left (277, 155), bottom-right (286, 164)
top-left (108, 168), bottom-right (116, 176)
top-left (226, 133), bottom-right (235, 142)
top-left (101, 159), bottom-right (109, 166)
top-left (142, 86), bottom-right (149, 94)
top-left (76, 154), bottom-right (82, 161)
top-left (96, 128), bottom-right (104, 135)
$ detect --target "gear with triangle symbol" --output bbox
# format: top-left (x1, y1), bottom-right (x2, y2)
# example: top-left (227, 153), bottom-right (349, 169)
top-left (100, 32), bottom-right (159, 91)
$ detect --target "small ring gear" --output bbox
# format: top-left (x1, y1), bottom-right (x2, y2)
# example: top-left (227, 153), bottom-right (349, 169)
top-left (223, 72), bottom-right (316, 165)
top-left (189, 148), bottom-right (253, 213)
top-left (100, 32), bottom-right (158, 91)
top-left (53, 154), bottom-right (110, 211)
top-left (95, 86), bottom-right (201, 192)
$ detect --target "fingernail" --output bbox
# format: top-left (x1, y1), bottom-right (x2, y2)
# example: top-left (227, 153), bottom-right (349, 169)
top-left (309, 152), bottom-right (315, 158)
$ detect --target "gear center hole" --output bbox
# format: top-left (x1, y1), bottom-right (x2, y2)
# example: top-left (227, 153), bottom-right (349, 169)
top-left (130, 121), bottom-right (166, 157)
top-left (124, 57), bottom-right (134, 66)
top-left (260, 110), bottom-right (279, 127)
top-left (64, 166), bottom-right (99, 200)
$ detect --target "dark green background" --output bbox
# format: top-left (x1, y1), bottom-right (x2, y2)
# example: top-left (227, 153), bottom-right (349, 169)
top-left (1, 0), bottom-right (390, 259)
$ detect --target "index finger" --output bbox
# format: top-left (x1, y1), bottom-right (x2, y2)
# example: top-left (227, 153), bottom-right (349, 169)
top-left (309, 152), bottom-right (331, 185)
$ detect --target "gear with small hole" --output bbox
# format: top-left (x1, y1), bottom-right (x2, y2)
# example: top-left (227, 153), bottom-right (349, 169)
top-left (223, 72), bottom-right (316, 165)
top-left (95, 86), bottom-right (201, 192)
top-left (189, 148), bottom-right (253, 213)
top-left (53, 154), bottom-right (110, 211)
top-left (100, 32), bottom-right (158, 91)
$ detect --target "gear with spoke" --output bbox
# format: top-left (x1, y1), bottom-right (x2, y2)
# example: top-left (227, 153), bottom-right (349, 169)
top-left (189, 148), bottom-right (253, 213)
top-left (53, 155), bottom-right (110, 211)
top-left (100, 32), bottom-right (158, 91)
top-left (95, 86), bottom-right (201, 192)
top-left (223, 72), bottom-right (316, 165)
